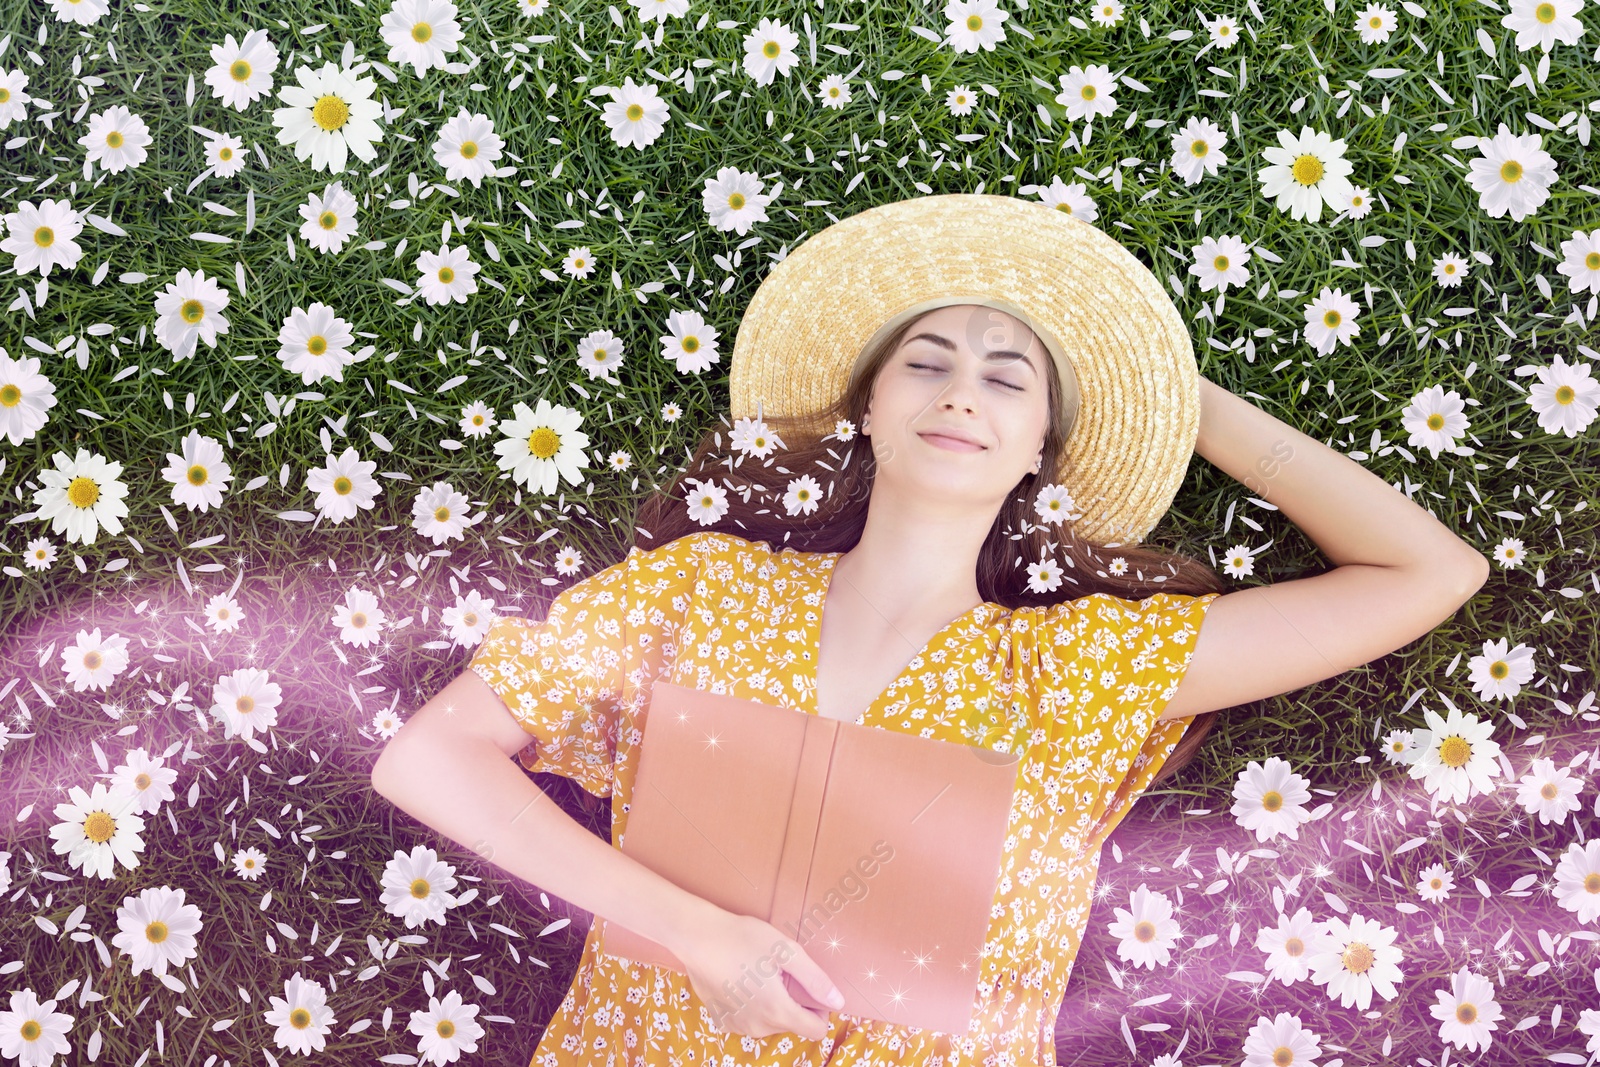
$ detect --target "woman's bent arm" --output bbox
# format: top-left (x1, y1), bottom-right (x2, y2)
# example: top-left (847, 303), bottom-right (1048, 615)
top-left (370, 670), bottom-right (716, 959)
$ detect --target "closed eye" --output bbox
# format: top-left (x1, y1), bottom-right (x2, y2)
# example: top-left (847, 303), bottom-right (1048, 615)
top-left (906, 363), bottom-right (1025, 392)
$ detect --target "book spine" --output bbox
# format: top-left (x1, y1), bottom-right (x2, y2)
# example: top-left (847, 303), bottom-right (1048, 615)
top-left (769, 717), bottom-right (839, 945)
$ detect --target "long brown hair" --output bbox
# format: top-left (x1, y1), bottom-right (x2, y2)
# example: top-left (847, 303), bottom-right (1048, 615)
top-left (628, 310), bottom-right (1225, 786)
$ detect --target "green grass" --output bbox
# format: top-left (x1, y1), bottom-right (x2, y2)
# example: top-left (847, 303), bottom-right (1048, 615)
top-left (2, 0), bottom-right (1599, 1062)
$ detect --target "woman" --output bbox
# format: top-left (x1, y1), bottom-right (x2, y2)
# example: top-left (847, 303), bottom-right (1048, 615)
top-left (372, 196), bottom-right (1489, 1066)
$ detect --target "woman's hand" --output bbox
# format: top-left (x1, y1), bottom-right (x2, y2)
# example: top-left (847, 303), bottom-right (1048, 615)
top-left (670, 905), bottom-right (845, 1041)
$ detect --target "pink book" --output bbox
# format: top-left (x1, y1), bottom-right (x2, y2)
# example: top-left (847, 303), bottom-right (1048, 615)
top-left (598, 680), bottom-right (1020, 1035)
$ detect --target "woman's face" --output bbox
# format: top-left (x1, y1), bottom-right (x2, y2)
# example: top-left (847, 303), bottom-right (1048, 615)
top-left (862, 303), bottom-right (1053, 499)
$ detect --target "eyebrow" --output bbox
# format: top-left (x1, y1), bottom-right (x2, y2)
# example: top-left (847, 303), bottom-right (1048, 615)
top-left (903, 332), bottom-right (1039, 377)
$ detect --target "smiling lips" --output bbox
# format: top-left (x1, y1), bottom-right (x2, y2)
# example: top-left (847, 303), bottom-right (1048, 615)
top-left (918, 432), bottom-right (986, 453)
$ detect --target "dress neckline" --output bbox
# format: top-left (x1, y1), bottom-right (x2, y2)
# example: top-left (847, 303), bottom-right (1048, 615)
top-left (806, 551), bottom-right (998, 726)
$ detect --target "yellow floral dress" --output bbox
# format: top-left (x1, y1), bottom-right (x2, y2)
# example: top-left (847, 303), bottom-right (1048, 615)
top-left (466, 530), bottom-right (1219, 1067)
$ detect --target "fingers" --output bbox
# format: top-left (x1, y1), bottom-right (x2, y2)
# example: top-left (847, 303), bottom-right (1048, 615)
top-left (782, 943), bottom-right (846, 1013)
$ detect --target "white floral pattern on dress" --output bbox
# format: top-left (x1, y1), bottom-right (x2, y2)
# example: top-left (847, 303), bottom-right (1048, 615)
top-left (466, 531), bottom-right (1219, 1067)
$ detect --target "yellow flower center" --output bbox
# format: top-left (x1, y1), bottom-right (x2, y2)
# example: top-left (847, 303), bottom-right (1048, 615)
top-left (682, 336), bottom-right (699, 352)
top-left (231, 59), bottom-right (252, 81)
top-left (1292, 154), bottom-right (1324, 185)
top-left (136, 772), bottom-right (151, 789)
top-left (84, 651), bottom-right (103, 670)
top-left (1323, 310), bottom-right (1341, 328)
top-left (527, 426), bottom-right (560, 459)
top-left (219, 147), bottom-right (233, 160)
top-left (1133, 920), bottom-right (1156, 942)
top-left (438, 267), bottom-right (455, 284)
top-left (1272, 1047), bottom-right (1293, 1066)
top-left (334, 476), bottom-right (352, 495)
top-left (181, 299), bottom-right (205, 324)
top-left (1540, 782), bottom-right (1558, 799)
top-left (434, 506), bottom-right (451, 521)
top-left (1490, 661), bottom-right (1508, 679)
top-left (84, 809), bottom-right (115, 843)
top-left (764, 40), bottom-right (780, 57)
top-left (460, 141), bottom-right (478, 158)
top-left (1212, 255), bottom-right (1228, 270)
top-left (1427, 413), bottom-right (1444, 430)
top-left (1081, 85), bottom-right (1096, 101)
top-left (313, 95), bottom-right (350, 132)
top-left (1438, 735), bottom-right (1471, 768)
top-left (1536, 1), bottom-right (1556, 21)
top-left (1, 384), bottom-right (21, 407)
top-left (411, 878), bottom-right (431, 898)
top-left (1586, 252), bottom-right (1600, 270)
top-left (436, 1019), bottom-right (456, 1038)
top-left (236, 695), bottom-right (254, 713)
top-left (1500, 159), bottom-right (1522, 183)
top-left (320, 211), bottom-right (338, 229)
top-left (187, 465), bottom-right (208, 486)
top-left (68, 476), bottom-right (101, 508)
top-left (1284, 937), bottom-right (1304, 956)
top-left (290, 1007), bottom-right (311, 1029)
top-left (351, 611), bottom-right (366, 626)
top-left (34, 226), bottom-right (53, 247)
top-left (626, 103), bottom-right (642, 120)
top-left (106, 130), bottom-right (123, 148)
top-left (412, 21), bottom-right (433, 42)
top-left (1191, 139), bottom-right (1208, 157)
top-left (1556, 385), bottom-right (1574, 404)
top-left (1261, 790), bottom-right (1282, 812)
top-left (308, 335), bottom-right (327, 355)
top-left (1341, 941), bottom-right (1374, 974)
top-left (146, 920), bottom-right (168, 943)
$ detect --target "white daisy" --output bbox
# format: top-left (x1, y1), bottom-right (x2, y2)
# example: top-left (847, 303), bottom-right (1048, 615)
top-left (1306, 913), bottom-right (1403, 1010)
top-left (111, 886), bottom-right (204, 977)
top-left (684, 476), bottom-right (730, 525)
top-left (945, 83), bottom-right (977, 116)
top-left (1379, 728), bottom-right (1418, 766)
top-left (552, 544), bottom-right (585, 576)
top-left (1169, 116), bottom-right (1230, 186)
top-left (232, 846), bottom-right (268, 880)
top-left (1221, 544), bottom-right (1259, 578)
top-left (298, 181), bottom-right (360, 254)
top-left (380, 844), bottom-right (460, 928)
top-left (601, 76), bottom-right (670, 150)
top-left (0, 352), bottom-right (59, 446)
top-left (1203, 13), bottom-right (1242, 48)
top-left (110, 748), bottom-right (178, 816)
top-left (1258, 125), bottom-right (1356, 224)
top-left (1343, 185), bottom-right (1375, 218)
top-left (1241, 1012), bottom-right (1322, 1067)
top-left (1229, 756), bottom-right (1316, 842)
top-left (211, 666), bottom-right (283, 741)
top-left (277, 302), bottom-right (359, 385)
top-left (519, 0), bottom-right (550, 14)
top-left (1255, 907), bottom-right (1321, 985)
top-left (23, 537), bottom-right (59, 571)
top-left (0, 69), bottom-right (35, 128)
top-left (659, 308), bottom-right (722, 374)
top-left (45, 0), bottom-right (109, 25)
top-left (204, 592), bottom-right (246, 633)
top-left (153, 268), bottom-right (232, 363)
top-left (629, 0), bottom-right (690, 24)
top-left (1188, 234), bottom-right (1252, 293)
top-left (1466, 637), bottom-right (1536, 701)
top-left (1024, 554), bottom-right (1065, 594)
top-left (1032, 481), bottom-right (1080, 525)
top-left (1429, 966), bottom-right (1503, 1053)
top-left (1054, 63), bottom-right (1117, 123)
top-left (308, 448), bottom-right (382, 525)
top-left (2, 198), bottom-right (86, 277)
top-left (442, 589), bottom-right (497, 646)
top-left (1500, 0), bottom-right (1586, 51)
top-left (741, 16), bottom-right (801, 86)
top-left (729, 414), bottom-right (785, 460)
top-left (459, 400), bottom-right (495, 438)
top-left (264, 973), bottom-right (336, 1056)
top-left (1354, 3), bottom-right (1399, 44)
top-left (1088, 0), bottom-right (1125, 29)
top-left (1416, 862), bottom-right (1455, 902)
top-left (493, 399), bottom-right (591, 495)
top-left (161, 430), bottom-right (233, 512)
top-left (379, 0), bottom-right (464, 77)
top-left (407, 990), bottom-right (486, 1063)
top-left (415, 243), bottom-right (480, 305)
top-left (1522, 352), bottom-right (1599, 437)
top-left (372, 704), bottom-right (403, 739)
top-left (1400, 384), bottom-right (1470, 459)
top-left (1514, 756), bottom-right (1584, 826)
top-left (1107, 883), bottom-right (1181, 969)
top-left (272, 62), bottom-right (385, 174)
top-left (702, 166), bottom-right (772, 236)
top-left (1407, 703), bottom-right (1504, 804)
top-left (204, 131), bottom-right (248, 178)
top-left (562, 245), bottom-right (598, 277)
top-left (1432, 251), bottom-right (1471, 288)
top-left (78, 105), bottom-right (153, 174)
top-left (575, 328), bottom-right (626, 381)
top-left (943, 0), bottom-right (1010, 53)
top-left (1465, 123), bottom-right (1558, 222)
top-left (1556, 227), bottom-right (1600, 295)
top-left (1034, 174), bottom-right (1099, 222)
top-left (1302, 286), bottom-right (1361, 356)
top-left (817, 73), bottom-right (853, 110)
top-left (0, 990), bottom-right (74, 1064)
top-left (205, 30), bottom-right (280, 111)
top-left (60, 626), bottom-right (131, 692)
top-left (411, 480), bottom-right (476, 545)
top-left (32, 448), bottom-right (130, 546)
top-left (1553, 839), bottom-right (1600, 923)
top-left (432, 108), bottom-right (503, 188)
top-left (1491, 537), bottom-right (1526, 569)
top-left (48, 782), bottom-right (146, 879)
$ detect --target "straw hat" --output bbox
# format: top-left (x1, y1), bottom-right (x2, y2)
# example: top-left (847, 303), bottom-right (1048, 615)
top-left (727, 192), bottom-right (1201, 546)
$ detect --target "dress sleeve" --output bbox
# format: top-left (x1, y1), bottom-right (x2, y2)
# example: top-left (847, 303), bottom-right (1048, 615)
top-left (1041, 589), bottom-right (1221, 856)
top-left (465, 532), bottom-right (705, 798)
